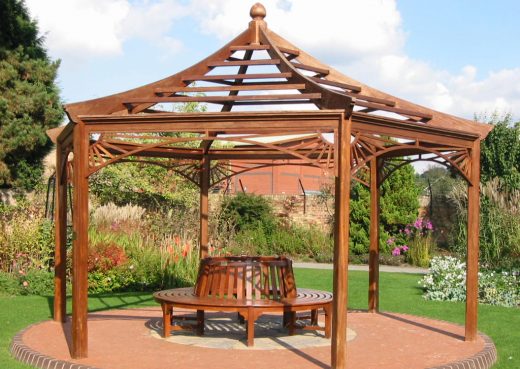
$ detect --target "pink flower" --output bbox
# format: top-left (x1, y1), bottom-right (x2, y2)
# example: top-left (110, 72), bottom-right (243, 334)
top-left (426, 221), bottom-right (433, 230)
top-left (386, 238), bottom-right (395, 245)
top-left (404, 227), bottom-right (411, 236)
top-left (23, 281), bottom-right (29, 287)
top-left (392, 247), bottom-right (401, 256)
top-left (401, 245), bottom-right (409, 252)
top-left (414, 219), bottom-right (422, 229)
top-left (18, 270), bottom-right (25, 275)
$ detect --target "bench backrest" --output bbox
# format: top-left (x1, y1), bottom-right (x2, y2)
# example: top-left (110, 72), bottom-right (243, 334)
top-left (194, 256), bottom-right (297, 300)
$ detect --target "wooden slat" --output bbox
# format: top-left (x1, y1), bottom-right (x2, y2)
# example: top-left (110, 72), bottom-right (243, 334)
top-left (237, 267), bottom-right (244, 299)
top-left (246, 265), bottom-right (252, 300)
top-left (125, 93), bottom-right (321, 105)
top-left (277, 266), bottom-right (285, 297)
top-left (309, 76), bottom-right (362, 93)
top-left (270, 265), bottom-right (278, 300)
top-left (155, 83), bottom-right (306, 94)
top-left (277, 46), bottom-right (300, 57)
top-left (229, 44), bottom-right (270, 51)
top-left (254, 265), bottom-right (261, 300)
top-left (344, 92), bottom-right (396, 107)
top-left (355, 100), bottom-right (433, 120)
top-left (208, 59), bottom-right (280, 67)
top-left (262, 264), bottom-right (269, 298)
top-left (291, 62), bottom-right (329, 76)
top-left (182, 72), bottom-right (292, 82)
top-left (227, 267), bottom-right (234, 297)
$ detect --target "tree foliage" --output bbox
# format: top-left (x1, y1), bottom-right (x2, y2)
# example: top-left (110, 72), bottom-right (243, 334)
top-left (0, 0), bottom-right (63, 190)
top-left (480, 113), bottom-right (520, 189)
top-left (349, 163), bottom-right (420, 254)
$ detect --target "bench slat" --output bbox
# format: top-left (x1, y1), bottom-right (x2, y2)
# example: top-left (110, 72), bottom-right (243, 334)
top-left (254, 265), bottom-right (261, 300)
top-left (270, 265), bottom-right (278, 300)
top-left (237, 267), bottom-right (244, 299)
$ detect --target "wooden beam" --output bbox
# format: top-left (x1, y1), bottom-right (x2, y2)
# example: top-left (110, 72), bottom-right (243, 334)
top-left (368, 158), bottom-right (381, 313)
top-left (465, 140), bottom-right (480, 341)
top-left (277, 46), bottom-right (300, 57)
top-left (124, 93), bottom-right (320, 106)
top-left (53, 144), bottom-right (67, 323)
top-left (199, 155), bottom-right (210, 259)
top-left (331, 114), bottom-right (351, 369)
top-left (208, 59), bottom-right (280, 67)
top-left (155, 83), bottom-right (306, 94)
top-left (355, 100), bottom-right (433, 120)
top-left (308, 76), bottom-right (362, 93)
top-left (71, 122), bottom-right (89, 358)
top-left (291, 62), bottom-right (329, 76)
top-left (182, 72), bottom-right (292, 82)
top-left (229, 44), bottom-right (270, 51)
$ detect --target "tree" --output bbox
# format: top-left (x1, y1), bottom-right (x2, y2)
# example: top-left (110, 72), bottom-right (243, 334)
top-left (349, 162), bottom-right (420, 255)
top-left (0, 0), bottom-right (63, 190)
top-left (479, 113), bottom-right (520, 189)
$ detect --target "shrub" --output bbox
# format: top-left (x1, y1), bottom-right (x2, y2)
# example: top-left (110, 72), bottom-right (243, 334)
top-left (419, 256), bottom-right (520, 307)
top-left (218, 193), bottom-right (277, 233)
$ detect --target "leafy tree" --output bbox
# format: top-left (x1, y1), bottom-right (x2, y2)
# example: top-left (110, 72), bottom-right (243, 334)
top-left (0, 0), bottom-right (63, 190)
top-left (349, 163), bottom-right (420, 254)
top-left (479, 113), bottom-right (520, 189)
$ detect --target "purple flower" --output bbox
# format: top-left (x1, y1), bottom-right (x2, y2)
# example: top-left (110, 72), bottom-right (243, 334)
top-left (426, 221), bottom-right (433, 230)
top-left (401, 245), bottom-right (409, 252)
top-left (387, 237), bottom-right (395, 245)
top-left (414, 219), bottom-right (422, 229)
top-left (404, 227), bottom-right (411, 236)
top-left (392, 247), bottom-right (401, 256)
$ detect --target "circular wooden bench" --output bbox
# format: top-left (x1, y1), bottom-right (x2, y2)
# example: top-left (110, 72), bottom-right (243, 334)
top-left (154, 256), bottom-right (332, 346)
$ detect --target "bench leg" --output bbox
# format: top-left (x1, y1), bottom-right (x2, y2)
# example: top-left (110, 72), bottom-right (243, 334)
top-left (246, 308), bottom-right (255, 347)
top-left (238, 312), bottom-right (245, 324)
top-left (196, 310), bottom-right (205, 336)
top-left (324, 304), bottom-right (331, 339)
top-left (162, 304), bottom-right (172, 338)
top-left (311, 309), bottom-right (318, 326)
top-left (287, 311), bottom-right (297, 335)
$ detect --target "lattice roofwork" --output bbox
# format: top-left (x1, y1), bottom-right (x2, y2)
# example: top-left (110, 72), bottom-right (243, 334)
top-left (63, 3), bottom-right (492, 140)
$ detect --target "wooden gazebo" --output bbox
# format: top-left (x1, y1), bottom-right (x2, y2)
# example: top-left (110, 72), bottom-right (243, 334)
top-left (50, 4), bottom-right (492, 369)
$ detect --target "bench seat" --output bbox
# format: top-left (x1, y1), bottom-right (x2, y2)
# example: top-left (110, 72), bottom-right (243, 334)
top-left (153, 256), bottom-right (332, 346)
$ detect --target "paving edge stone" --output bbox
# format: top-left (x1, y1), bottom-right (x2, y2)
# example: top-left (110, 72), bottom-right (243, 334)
top-left (9, 322), bottom-right (102, 369)
top-left (10, 312), bottom-right (498, 369)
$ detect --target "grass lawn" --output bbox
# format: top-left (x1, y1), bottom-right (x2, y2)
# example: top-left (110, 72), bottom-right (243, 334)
top-left (0, 269), bottom-right (518, 369)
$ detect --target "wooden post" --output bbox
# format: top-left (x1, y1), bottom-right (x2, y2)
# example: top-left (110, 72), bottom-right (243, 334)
top-left (368, 158), bottom-right (380, 313)
top-left (71, 123), bottom-right (89, 358)
top-left (465, 140), bottom-right (480, 341)
top-left (54, 144), bottom-right (68, 322)
top-left (199, 155), bottom-right (210, 259)
top-left (331, 114), bottom-right (351, 369)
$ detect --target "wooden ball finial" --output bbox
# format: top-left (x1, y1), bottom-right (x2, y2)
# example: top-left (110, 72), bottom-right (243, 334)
top-left (250, 3), bottom-right (266, 20)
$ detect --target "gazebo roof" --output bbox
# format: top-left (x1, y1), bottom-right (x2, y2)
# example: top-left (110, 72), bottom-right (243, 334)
top-left (61, 3), bottom-right (491, 140)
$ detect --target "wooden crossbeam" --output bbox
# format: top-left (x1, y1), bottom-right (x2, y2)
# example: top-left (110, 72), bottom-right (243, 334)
top-left (343, 92), bottom-right (396, 107)
top-left (229, 45), bottom-right (270, 51)
top-left (124, 93), bottom-right (321, 105)
top-left (208, 59), bottom-right (280, 67)
top-left (155, 83), bottom-right (306, 95)
top-left (182, 72), bottom-right (292, 82)
top-left (355, 100), bottom-right (433, 120)
top-left (291, 62), bottom-right (329, 76)
top-left (277, 46), bottom-right (300, 57)
top-left (308, 76), bottom-right (362, 93)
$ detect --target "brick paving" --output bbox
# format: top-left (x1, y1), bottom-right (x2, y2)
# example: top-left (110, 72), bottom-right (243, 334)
top-left (11, 307), bottom-right (496, 369)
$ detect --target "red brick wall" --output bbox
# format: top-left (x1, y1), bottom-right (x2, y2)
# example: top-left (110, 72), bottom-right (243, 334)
top-left (229, 160), bottom-right (332, 195)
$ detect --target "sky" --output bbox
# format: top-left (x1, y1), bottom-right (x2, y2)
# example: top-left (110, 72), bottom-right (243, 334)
top-left (25, 0), bottom-right (520, 123)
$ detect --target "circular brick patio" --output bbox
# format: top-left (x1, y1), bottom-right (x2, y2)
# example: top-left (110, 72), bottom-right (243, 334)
top-left (10, 307), bottom-right (497, 369)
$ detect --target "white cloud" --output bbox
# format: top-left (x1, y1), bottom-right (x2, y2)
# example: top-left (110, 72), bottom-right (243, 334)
top-left (25, 0), bottom-right (186, 59)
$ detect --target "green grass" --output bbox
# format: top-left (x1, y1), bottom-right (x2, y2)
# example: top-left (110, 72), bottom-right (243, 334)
top-left (0, 270), bottom-right (518, 368)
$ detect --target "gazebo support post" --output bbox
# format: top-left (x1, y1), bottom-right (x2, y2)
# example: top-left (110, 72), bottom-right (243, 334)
top-left (368, 158), bottom-right (380, 313)
top-left (53, 143), bottom-right (67, 323)
top-left (71, 123), bottom-right (90, 358)
top-left (465, 140), bottom-right (480, 341)
top-left (331, 115), bottom-right (352, 369)
top-left (199, 155), bottom-right (210, 259)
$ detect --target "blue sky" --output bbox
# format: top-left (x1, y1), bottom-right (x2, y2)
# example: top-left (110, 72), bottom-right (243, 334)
top-left (26, 0), bottom-right (520, 121)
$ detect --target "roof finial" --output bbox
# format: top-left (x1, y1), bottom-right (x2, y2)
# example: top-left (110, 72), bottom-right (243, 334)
top-left (250, 3), bottom-right (266, 21)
